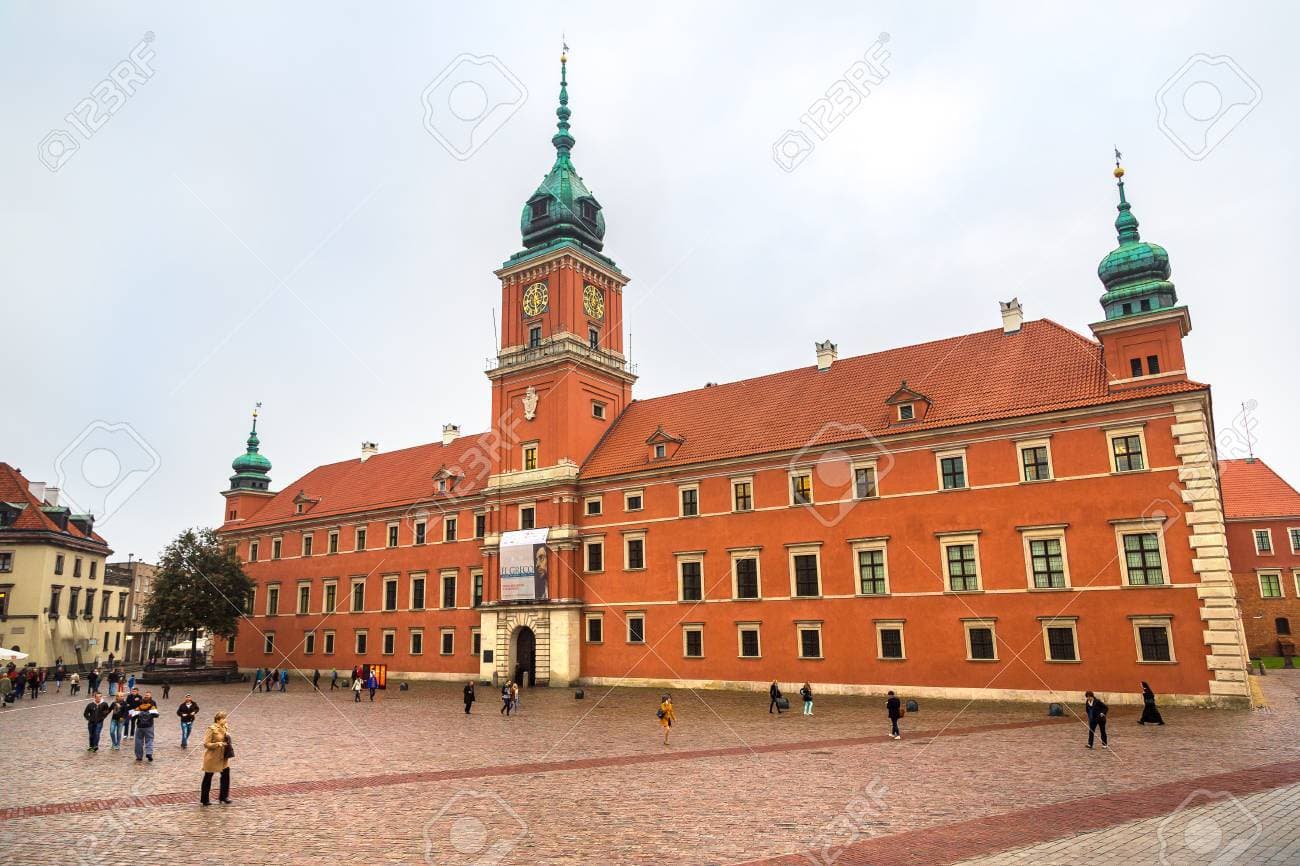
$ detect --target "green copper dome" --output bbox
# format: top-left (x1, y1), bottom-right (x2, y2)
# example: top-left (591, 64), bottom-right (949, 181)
top-left (229, 409), bottom-right (272, 492)
top-left (518, 52), bottom-right (606, 255)
top-left (1097, 166), bottom-right (1177, 319)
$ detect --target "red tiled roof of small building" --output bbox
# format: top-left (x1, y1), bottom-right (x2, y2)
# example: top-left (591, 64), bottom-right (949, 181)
top-left (581, 319), bottom-right (1205, 478)
top-left (1220, 458), bottom-right (1300, 519)
top-left (0, 462), bottom-right (108, 545)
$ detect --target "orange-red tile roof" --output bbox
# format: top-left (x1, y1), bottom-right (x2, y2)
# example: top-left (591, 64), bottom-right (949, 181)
top-left (0, 462), bottom-right (109, 546)
top-left (227, 436), bottom-right (493, 531)
top-left (1220, 458), bottom-right (1300, 519)
top-left (581, 319), bottom-right (1206, 477)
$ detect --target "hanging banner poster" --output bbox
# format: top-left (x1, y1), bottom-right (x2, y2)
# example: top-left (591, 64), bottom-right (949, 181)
top-left (499, 527), bottom-right (551, 601)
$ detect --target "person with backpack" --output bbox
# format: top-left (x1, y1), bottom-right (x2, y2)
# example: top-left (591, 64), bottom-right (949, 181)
top-left (658, 694), bottom-right (676, 745)
top-left (330, 669), bottom-right (339, 690)
top-left (500, 684), bottom-right (512, 716)
top-left (799, 682), bottom-right (814, 716)
top-left (68, 671), bottom-right (80, 696)
top-left (124, 687), bottom-right (143, 738)
top-left (463, 681), bottom-right (476, 715)
top-left (886, 691), bottom-right (903, 740)
top-left (365, 671), bottom-right (378, 701)
top-left (279, 668), bottom-right (288, 692)
top-left (768, 680), bottom-right (784, 714)
top-left (1085, 691), bottom-right (1109, 749)
top-left (133, 692), bottom-right (160, 761)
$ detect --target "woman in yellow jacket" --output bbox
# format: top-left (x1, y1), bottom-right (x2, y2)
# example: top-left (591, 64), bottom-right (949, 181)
top-left (200, 710), bottom-right (233, 805)
top-left (658, 694), bottom-right (676, 745)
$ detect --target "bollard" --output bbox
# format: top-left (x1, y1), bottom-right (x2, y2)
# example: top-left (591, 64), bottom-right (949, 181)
top-left (905, 699), bottom-right (919, 713)
top-left (398, 681), bottom-right (409, 691)
top-left (575, 688), bottom-right (585, 700)
top-left (1047, 702), bottom-right (1064, 717)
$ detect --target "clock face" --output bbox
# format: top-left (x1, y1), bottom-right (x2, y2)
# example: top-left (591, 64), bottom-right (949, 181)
top-left (583, 284), bottom-right (605, 319)
top-left (522, 282), bottom-right (548, 318)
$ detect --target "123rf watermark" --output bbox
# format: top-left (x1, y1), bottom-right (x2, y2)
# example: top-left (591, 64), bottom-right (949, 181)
top-left (1156, 53), bottom-right (1261, 161)
top-left (37, 32), bottom-right (157, 172)
top-left (772, 33), bottom-right (891, 173)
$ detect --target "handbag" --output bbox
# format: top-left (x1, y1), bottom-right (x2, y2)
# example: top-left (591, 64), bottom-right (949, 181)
top-left (223, 735), bottom-right (235, 759)
top-left (775, 696), bottom-right (790, 711)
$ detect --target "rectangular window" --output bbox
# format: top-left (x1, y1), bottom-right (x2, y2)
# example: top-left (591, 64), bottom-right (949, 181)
top-left (680, 486), bottom-right (699, 517)
top-left (248, 543), bottom-right (258, 563)
top-left (100, 591), bottom-right (111, 620)
top-left (585, 497), bottom-right (603, 516)
top-left (411, 576), bottom-right (426, 610)
top-left (297, 584), bottom-right (310, 614)
top-left (792, 552), bottom-right (820, 597)
top-left (323, 631), bottom-right (336, 655)
top-left (383, 578), bottom-right (398, 611)
top-left (679, 560), bottom-right (703, 601)
top-left (1020, 445), bottom-right (1051, 481)
top-left (738, 626), bottom-right (761, 658)
top-left (89, 561), bottom-right (98, 579)
top-left (586, 541), bottom-right (604, 572)
top-left (966, 623), bottom-right (996, 660)
top-left (791, 472), bottom-right (813, 505)
top-left (1146, 355), bottom-right (1161, 375)
top-left (472, 571), bottom-right (483, 608)
top-left (586, 614), bottom-right (603, 643)
top-left (627, 613), bottom-right (645, 644)
top-left (625, 491), bottom-right (643, 511)
top-left (443, 517), bottom-right (457, 542)
top-left (0, 553), bottom-right (13, 573)
top-left (304, 631), bottom-right (316, 654)
top-left (897, 403), bottom-right (914, 421)
top-left (410, 630), bottom-right (424, 655)
top-left (877, 625), bottom-right (904, 660)
top-left (854, 466), bottom-right (878, 499)
top-left (1259, 572), bottom-right (1283, 599)
top-left (625, 537), bottom-right (645, 570)
top-left (523, 444), bottom-right (538, 471)
top-left (683, 626), bottom-right (704, 658)
top-left (442, 573), bottom-right (457, 609)
top-left (1254, 529), bottom-right (1274, 555)
top-left (382, 630), bottom-right (396, 655)
top-left (116, 593), bottom-right (126, 619)
top-left (266, 585), bottom-right (280, 616)
top-left (351, 580), bottom-right (365, 612)
top-left (387, 524), bottom-right (399, 548)
top-left (528, 325), bottom-right (541, 348)
top-left (1029, 538), bottom-right (1066, 588)
top-left (1289, 528), bottom-right (1300, 554)
top-left (355, 528), bottom-right (367, 551)
top-left (1137, 625), bottom-right (1172, 662)
top-left (732, 480), bottom-right (753, 512)
top-left (1130, 357), bottom-right (1143, 378)
top-left (243, 589), bottom-right (255, 615)
top-left (797, 624), bottom-right (822, 659)
top-left (474, 513), bottom-right (486, 539)
top-left (589, 326), bottom-right (600, 350)
top-left (264, 633), bottom-right (275, 654)
top-left (592, 401), bottom-right (606, 420)
top-left (520, 505), bottom-right (536, 530)
top-left (412, 521), bottom-right (426, 545)
top-left (324, 583), bottom-right (337, 613)
top-left (55, 553), bottom-right (67, 575)
top-left (734, 557), bottom-right (760, 599)
top-left (328, 531), bottom-right (339, 554)
top-left (1123, 533), bottom-right (1165, 585)
top-left (49, 585), bottom-right (61, 616)
top-left (303, 535), bottom-right (314, 557)
top-left (857, 548), bottom-right (888, 595)
top-left (272, 538), bottom-right (282, 560)
top-left (440, 629), bottom-right (454, 655)
top-left (939, 454), bottom-right (967, 490)
top-left (355, 631), bottom-right (368, 655)
top-left (67, 587), bottom-right (79, 618)
top-left (74, 557), bottom-right (83, 577)
top-left (471, 629), bottom-right (481, 656)
top-left (1045, 625), bottom-right (1078, 661)
top-left (83, 588), bottom-right (96, 617)
top-left (945, 543), bottom-right (979, 591)
top-left (226, 635), bottom-right (237, 654)
top-left (1110, 433), bottom-right (1145, 472)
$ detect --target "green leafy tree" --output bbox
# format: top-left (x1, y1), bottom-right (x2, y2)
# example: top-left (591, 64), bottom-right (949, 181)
top-left (144, 527), bottom-right (253, 669)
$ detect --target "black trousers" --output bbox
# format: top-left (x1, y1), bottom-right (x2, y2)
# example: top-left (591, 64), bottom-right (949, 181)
top-left (769, 698), bottom-right (782, 713)
top-left (200, 768), bottom-right (230, 803)
top-left (1088, 717), bottom-right (1108, 746)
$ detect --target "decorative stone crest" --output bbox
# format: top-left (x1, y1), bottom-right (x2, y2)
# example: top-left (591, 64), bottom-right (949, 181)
top-left (522, 386), bottom-right (539, 420)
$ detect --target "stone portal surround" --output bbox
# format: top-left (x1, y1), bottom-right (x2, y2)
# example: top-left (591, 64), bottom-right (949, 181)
top-left (494, 608), bottom-right (551, 685)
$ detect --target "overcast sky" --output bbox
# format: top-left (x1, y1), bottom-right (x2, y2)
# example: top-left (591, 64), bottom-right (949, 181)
top-left (2, 2), bottom-right (1295, 561)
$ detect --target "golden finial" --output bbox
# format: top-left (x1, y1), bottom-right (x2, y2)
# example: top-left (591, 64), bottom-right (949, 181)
top-left (561, 34), bottom-right (568, 64)
top-left (1113, 146), bottom-right (1125, 178)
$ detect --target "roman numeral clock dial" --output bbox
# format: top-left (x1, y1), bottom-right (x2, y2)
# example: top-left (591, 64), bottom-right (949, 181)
top-left (522, 281), bottom-right (549, 317)
top-left (583, 284), bottom-right (605, 319)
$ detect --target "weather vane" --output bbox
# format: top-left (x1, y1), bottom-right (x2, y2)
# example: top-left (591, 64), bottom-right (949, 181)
top-left (1114, 146), bottom-right (1123, 167)
top-left (253, 401), bottom-right (262, 419)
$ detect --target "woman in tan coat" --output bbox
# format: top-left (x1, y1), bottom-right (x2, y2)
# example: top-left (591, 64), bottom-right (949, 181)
top-left (200, 710), bottom-right (233, 805)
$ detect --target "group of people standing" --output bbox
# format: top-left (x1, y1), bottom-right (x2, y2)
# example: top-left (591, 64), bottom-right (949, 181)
top-left (251, 667), bottom-right (289, 692)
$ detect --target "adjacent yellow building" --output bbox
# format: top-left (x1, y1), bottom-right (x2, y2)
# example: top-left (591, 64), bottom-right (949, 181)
top-left (1, 462), bottom-right (124, 669)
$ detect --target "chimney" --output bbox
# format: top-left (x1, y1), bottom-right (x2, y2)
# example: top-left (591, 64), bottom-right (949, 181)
top-left (28, 481), bottom-right (46, 504)
top-left (360, 441), bottom-right (378, 462)
top-left (815, 339), bottom-right (838, 371)
top-left (441, 424), bottom-right (461, 446)
top-left (1000, 298), bottom-right (1024, 334)
top-left (43, 486), bottom-right (61, 507)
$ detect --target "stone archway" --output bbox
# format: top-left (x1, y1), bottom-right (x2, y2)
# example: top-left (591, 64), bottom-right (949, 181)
top-left (511, 626), bottom-right (537, 687)
top-left (495, 609), bottom-right (550, 686)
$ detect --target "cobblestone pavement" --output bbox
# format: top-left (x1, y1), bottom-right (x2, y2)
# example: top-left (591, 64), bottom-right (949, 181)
top-left (0, 671), bottom-right (1296, 865)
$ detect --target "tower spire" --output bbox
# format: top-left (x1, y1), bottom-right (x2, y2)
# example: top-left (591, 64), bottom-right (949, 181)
top-left (229, 402), bottom-right (273, 491)
top-left (552, 40), bottom-right (574, 160)
top-left (1096, 153), bottom-right (1177, 319)
top-left (1111, 148), bottom-right (1140, 244)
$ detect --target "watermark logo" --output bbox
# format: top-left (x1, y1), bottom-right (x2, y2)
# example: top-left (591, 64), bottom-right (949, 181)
top-left (54, 421), bottom-right (161, 526)
top-left (789, 422), bottom-right (895, 528)
top-left (1156, 54), bottom-right (1261, 161)
top-left (38, 32), bottom-right (157, 172)
top-left (422, 54), bottom-right (528, 160)
top-left (1157, 789), bottom-right (1260, 865)
top-left (804, 778), bottom-right (888, 865)
top-left (423, 790), bottom-right (528, 865)
top-left (772, 33), bottom-right (891, 173)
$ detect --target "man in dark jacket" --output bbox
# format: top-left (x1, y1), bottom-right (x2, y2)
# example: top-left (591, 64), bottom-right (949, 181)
top-left (463, 681), bottom-right (476, 714)
top-left (124, 687), bottom-right (143, 738)
top-left (1085, 691), bottom-right (1108, 749)
top-left (83, 692), bottom-right (112, 751)
top-left (133, 692), bottom-right (159, 761)
top-left (769, 681), bottom-right (784, 714)
top-left (886, 691), bottom-right (903, 739)
top-left (176, 695), bottom-right (200, 748)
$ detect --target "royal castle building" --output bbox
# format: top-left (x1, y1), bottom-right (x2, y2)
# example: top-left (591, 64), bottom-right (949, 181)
top-left (214, 55), bottom-right (1251, 706)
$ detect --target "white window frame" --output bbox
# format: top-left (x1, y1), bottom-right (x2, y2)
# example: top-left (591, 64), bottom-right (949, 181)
top-left (875, 619), bottom-right (906, 660)
top-left (678, 483), bottom-right (700, 517)
top-left (439, 628), bottom-right (455, 656)
top-left (265, 584), bottom-right (280, 617)
top-left (271, 537), bottom-right (283, 560)
top-left (654, 443), bottom-right (667, 459)
top-left (591, 400), bottom-right (607, 420)
top-left (796, 621), bottom-right (824, 659)
top-left (584, 496), bottom-right (603, 517)
top-left (1016, 437), bottom-right (1054, 483)
top-left (626, 612), bottom-right (646, 644)
top-left (327, 530), bottom-right (339, 554)
top-left (414, 520), bottom-right (427, 545)
top-left (935, 448), bottom-right (968, 491)
top-left (322, 630), bottom-right (335, 655)
top-left (354, 526), bottom-right (367, 551)
top-left (470, 627), bottom-right (481, 656)
top-left (322, 580), bottom-right (338, 614)
top-left (787, 544), bottom-right (823, 598)
top-left (897, 403), bottom-right (914, 422)
top-left (1294, 570), bottom-right (1300, 598)
top-left (296, 580), bottom-right (311, 615)
top-left (440, 570), bottom-right (457, 609)
top-left (1131, 615), bottom-right (1176, 664)
top-left (381, 628), bottom-right (396, 656)
top-left (1258, 570), bottom-right (1284, 599)
top-left (382, 576), bottom-right (399, 612)
top-left (851, 538), bottom-right (890, 596)
top-left (354, 629), bottom-right (368, 655)
top-left (677, 552), bottom-right (705, 602)
top-left (350, 577), bottom-right (366, 613)
top-left (1019, 525), bottom-right (1071, 590)
top-left (852, 460), bottom-right (880, 499)
top-left (624, 489), bottom-right (644, 512)
top-left (737, 622), bottom-right (762, 659)
top-left (963, 618), bottom-right (998, 661)
top-left (729, 547), bottom-right (763, 600)
top-left (1254, 528), bottom-right (1275, 555)
top-left (302, 532), bottom-right (314, 557)
top-left (1289, 527), bottom-right (1300, 555)
top-left (409, 572), bottom-right (427, 610)
top-left (682, 623), bottom-right (704, 659)
top-left (263, 632), bottom-right (275, 654)
top-left (585, 613), bottom-right (604, 644)
top-left (623, 532), bottom-right (646, 571)
top-left (731, 476), bottom-right (755, 512)
top-left (386, 522), bottom-right (400, 548)
top-left (522, 442), bottom-right (539, 471)
top-left (409, 628), bottom-right (424, 655)
top-left (249, 540), bottom-right (259, 562)
top-left (1112, 519), bottom-right (1171, 586)
top-left (584, 537), bottom-right (605, 573)
top-left (443, 515), bottom-right (458, 542)
top-left (939, 533), bottom-right (983, 592)
top-left (1106, 426), bottom-right (1148, 474)
top-left (518, 503), bottom-right (536, 530)
top-left (1040, 617), bottom-right (1080, 662)
top-left (789, 469), bottom-right (814, 506)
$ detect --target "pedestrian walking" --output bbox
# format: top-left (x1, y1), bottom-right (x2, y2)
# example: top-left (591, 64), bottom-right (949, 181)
top-left (265, 668), bottom-right (276, 695)
top-left (312, 669), bottom-right (321, 691)
top-left (658, 693), bottom-right (676, 745)
top-left (799, 682), bottom-right (814, 716)
top-left (109, 693), bottom-right (128, 750)
top-left (88, 668), bottom-right (101, 694)
top-left (366, 671), bottom-right (378, 702)
top-left (126, 673), bottom-right (135, 692)
top-left (509, 681), bottom-right (520, 714)
top-left (769, 680), bottom-right (784, 714)
top-left (84, 692), bottom-right (112, 751)
top-left (54, 665), bottom-right (65, 693)
top-left (124, 687), bottom-right (143, 738)
top-left (1137, 682), bottom-right (1165, 726)
top-left (199, 710), bottom-right (233, 806)
top-left (1085, 691), bottom-right (1109, 749)
top-left (69, 671), bottom-right (80, 696)
top-left (330, 669), bottom-right (338, 690)
top-left (107, 667), bottom-right (119, 693)
top-left (27, 669), bottom-right (39, 700)
top-left (279, 668), bottom-right (288, 692)
top-left (500, 684), bottom-right (512, 716)
top-left (177, 694), bottom-right (201, 748)
top-left (0, 674), bottom-right (11, 708)
top-left (886, 691), bottom-right (903, 740)
top-left (38, 668), bottom-right (48, 694)
top-left (133, 692), bottom-right (160, 761)
top-left (463, 681), bottom-right (475, 714)
top-left (253, 668), bottom-right (263, 692)
top-left (162, 682), bottom-right (171, 700)
top-left (352, 676), bottom-right (363, 703)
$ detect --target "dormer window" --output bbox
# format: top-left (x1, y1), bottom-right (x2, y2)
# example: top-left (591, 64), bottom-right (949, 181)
top-left (655, 444), bottom-right (667, 459)
top-left (580, 199), bottom-right (598, 223)
top-left (898, 404), bottom-right (915, 421)
top-left (530, 198), bottom-right (549, 220)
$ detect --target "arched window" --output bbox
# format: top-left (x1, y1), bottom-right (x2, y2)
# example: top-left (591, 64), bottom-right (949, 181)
top-left (1277, 617), bottom-right (1292, 636)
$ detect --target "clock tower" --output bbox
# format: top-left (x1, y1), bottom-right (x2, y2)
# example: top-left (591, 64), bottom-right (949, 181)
top-left (479, 49), bottom-right (635, 686)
